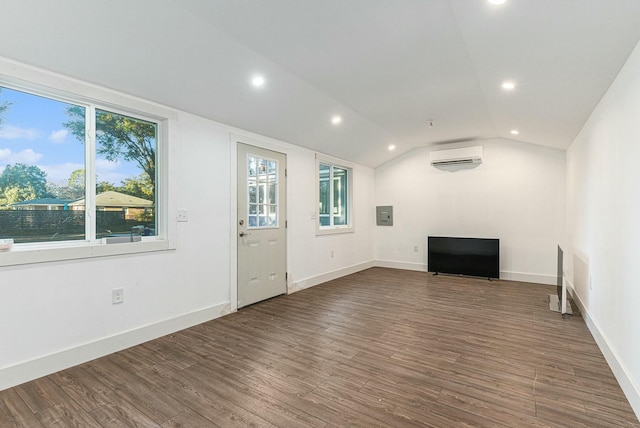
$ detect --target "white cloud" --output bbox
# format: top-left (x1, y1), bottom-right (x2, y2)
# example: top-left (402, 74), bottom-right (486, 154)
top-left (12, 149), bottom-right (43, 163)
top-left (49, 129), bottom-right (69, 144)
top-left (0, 125), bottom-right (41, 140)
top-left (97, 171), bottom-right (127, 185)
top-left (41, 160), bottom-right (127, 185)
top-left (0, 148), bottom-right (44, 164)
top-left (95, 159), bottom-right (128, 184)
top-left (96, 158), bottom-right (121, 172)
top-left (40, 162), bottom-right (84, 183)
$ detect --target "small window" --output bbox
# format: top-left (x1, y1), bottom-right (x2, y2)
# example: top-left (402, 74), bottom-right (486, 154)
top-left (316, 154), bottom-right (353, 234)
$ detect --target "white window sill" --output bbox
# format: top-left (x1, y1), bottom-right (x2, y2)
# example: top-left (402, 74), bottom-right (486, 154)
top-left (0, 239), bottom-right (175, 267)
top-left (316, 226), bottom-right (355, 236)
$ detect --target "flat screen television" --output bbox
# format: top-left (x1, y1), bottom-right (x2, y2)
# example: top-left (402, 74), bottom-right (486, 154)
top-left (428, 236), bottom-right (499, 279)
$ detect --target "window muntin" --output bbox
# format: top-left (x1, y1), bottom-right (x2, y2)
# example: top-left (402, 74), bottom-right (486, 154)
top-left (0, 84), bottom-right (158, 245)
top-left (247, 154), bottom-right (278, 228)
top-left (317, 157), bottom-right (353, 233)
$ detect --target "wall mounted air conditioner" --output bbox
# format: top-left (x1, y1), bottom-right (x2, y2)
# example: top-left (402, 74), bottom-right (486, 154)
top-left (429, 145), bottom-right (483, 167)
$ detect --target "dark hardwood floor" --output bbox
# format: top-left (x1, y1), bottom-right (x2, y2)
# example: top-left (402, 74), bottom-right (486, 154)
top-left (1, 267), bottom-right (638, 427)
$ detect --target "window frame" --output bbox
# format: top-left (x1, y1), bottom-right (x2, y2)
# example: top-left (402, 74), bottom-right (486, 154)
top-left (0, 67), bottom-right (176, 267)
top-left (315, 153), bottom-right (354, 235)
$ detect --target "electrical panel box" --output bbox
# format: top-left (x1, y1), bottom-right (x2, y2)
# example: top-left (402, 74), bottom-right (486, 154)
top-left (376, 206), bottom-right (393, 226)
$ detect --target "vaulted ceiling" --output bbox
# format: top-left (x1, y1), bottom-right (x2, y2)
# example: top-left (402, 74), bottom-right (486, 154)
top-left (2, 0), bottom-right (640, 167)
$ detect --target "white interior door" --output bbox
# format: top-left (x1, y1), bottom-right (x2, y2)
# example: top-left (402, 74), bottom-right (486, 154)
top-left (237, 143), bottom-right (287, 308)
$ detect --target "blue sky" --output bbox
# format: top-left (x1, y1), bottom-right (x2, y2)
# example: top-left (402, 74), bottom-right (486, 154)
top-left (0, 86), bottom-right (138, 185)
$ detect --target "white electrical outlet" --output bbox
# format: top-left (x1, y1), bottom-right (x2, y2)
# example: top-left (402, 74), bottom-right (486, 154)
top-left (414, 245), bottom-right (419, 252)
top-left (589, 277), bottom-right (593, 290)
top-left (112, 288), bottom-right (124, 304)
top-left (177, 209), bottom-right (189, 222)
top-left (331, 250), bottom-right (334, 258)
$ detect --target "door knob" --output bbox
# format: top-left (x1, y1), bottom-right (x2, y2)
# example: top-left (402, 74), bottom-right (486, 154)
top-left (239, 231), bottom-right (251, 237)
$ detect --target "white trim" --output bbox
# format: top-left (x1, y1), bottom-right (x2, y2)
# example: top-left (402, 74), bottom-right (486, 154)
top-left (375, 259), bottom-right (428, 272)
top-left (0, 240), bottom-right (174, 267)
top-left (0, 302), bottom-right (229, 391)
top-left (499, 270), bottom-right (556, 285)
top-left (0, 58), bottom-right (178, 266)
top-left (289, 260), bottom-right (375, 293)
top-left (372, 261), bottom-right (555, 284)
top-left (0, 57), bottom-right (177, 121)
top-left (566, 278), bottom-right (640, 421)
top-left (314, 152), bottom-right (355, 169)
top-left (229, 135), bottom-right (239, 313)
top-left (315, 154), bottom-right (355, 235)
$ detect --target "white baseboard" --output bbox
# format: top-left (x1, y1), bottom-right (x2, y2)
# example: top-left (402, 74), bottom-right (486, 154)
top-left (371, 262), bottom-right (554, 285)
top-left (374, 260), bottom-right (428, 272)
top-left (0, 302), bottom-right (229, 391)
top-left (566, 278), bottom-right (640, 421)
top-left (289, 260), bottom-right (376, 293)
top-left (500, 270), bottom-right (555, 285)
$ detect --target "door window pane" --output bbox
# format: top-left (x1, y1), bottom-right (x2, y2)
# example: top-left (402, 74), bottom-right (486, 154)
top-left (247, 154), bottom-right (278, 229)
top-left (268, 183), bottom-right (277, 205)
top-left (248, 179), bottom-right (257, 203)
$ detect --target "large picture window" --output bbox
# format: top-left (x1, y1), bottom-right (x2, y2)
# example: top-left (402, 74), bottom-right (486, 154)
top-left (0, 84), bottom-right (159, 246)
top-left (317, 154), bottom-right (353, 234)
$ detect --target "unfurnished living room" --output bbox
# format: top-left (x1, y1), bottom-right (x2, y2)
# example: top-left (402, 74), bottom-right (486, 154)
top-left (1, 1), bottom-right (640, 427)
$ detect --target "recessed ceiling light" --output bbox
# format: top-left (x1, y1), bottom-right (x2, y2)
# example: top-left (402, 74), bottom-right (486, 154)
top-left (510, 129), bottom-right (519, 135)
top-left (331, 115), bottom-right (342, 125)
top-left (251, 75), bottom-right (265, 87)
top-left (502, 81), bottom-right (516, 90)
top-left (488, 0), bottom-right (506, 5)
top-left (388, 144), bottom-right (396, 151)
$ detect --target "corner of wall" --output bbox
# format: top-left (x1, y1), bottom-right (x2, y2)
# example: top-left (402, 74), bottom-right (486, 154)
top-left (290, 260), bottom-right (376, 292)
top-left (374, 260), bottom-right (427, 272)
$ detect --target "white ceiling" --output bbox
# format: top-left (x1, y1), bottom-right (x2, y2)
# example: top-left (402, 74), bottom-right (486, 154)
top-left (2, 0), bottom-right (640, 167)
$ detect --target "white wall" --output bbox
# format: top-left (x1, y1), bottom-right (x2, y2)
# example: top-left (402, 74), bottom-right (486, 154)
top-left (0, 62), bottom-right (376, 390)
top-left (566, 40), bottom-right (640, 417)
top-left (285, 149), bottom-right (376, 291)
top-left (374, 138), bottom-right (566, 284)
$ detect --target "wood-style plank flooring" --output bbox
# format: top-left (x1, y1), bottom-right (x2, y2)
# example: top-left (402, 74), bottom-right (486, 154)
top-left (1, 267), bottom-right (638, 427)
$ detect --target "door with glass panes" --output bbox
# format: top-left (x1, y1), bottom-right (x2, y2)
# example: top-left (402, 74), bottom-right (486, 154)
top-left (237, 143), bottom-right (286, 308)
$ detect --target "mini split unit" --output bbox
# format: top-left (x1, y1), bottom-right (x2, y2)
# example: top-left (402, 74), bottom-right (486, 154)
top-left (429, 145), bottom-right (483, 167)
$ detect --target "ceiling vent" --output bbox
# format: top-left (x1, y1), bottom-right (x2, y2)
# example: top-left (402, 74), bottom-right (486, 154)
top-left (429, 145), bottom-right (483, 167)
